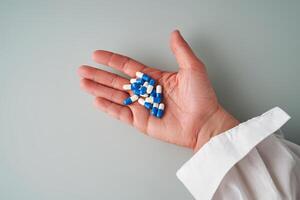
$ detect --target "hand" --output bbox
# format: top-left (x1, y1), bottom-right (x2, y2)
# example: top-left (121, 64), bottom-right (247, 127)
top-left (78, 30), bottom-right (239, 151)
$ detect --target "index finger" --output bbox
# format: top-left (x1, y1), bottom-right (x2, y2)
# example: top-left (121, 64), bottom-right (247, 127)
top-left (92, 50), bottom-right (155, 77)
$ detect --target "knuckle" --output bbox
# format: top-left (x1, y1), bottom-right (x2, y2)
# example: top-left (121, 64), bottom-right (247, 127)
top-left (120, 57), bottom-right (133, 74)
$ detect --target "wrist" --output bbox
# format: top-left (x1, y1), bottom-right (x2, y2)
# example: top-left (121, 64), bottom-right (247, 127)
top-left (193, 105), bottom-right (239, 152)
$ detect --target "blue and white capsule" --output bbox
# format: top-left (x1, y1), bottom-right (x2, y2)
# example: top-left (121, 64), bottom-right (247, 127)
top-left (136, 71), bottom-right (151, 82)
top-left (123, 95), bottom-right (139, 105)
top-left (151, 103), bottom-right (159, 116)
top-left (153, 85), bottom-right (162, 103)
top-left (130, 78), bottom-right (137, 84)
top-left (131, 78), bottom-right (144, 85)
top-left (140, 93), bottom-right (149, 98)
top-left (156, 103), bottom-right (165, 118)
top-left (150, 89), bottom-right (156, 98)
top-left (122, 84), bottom-right (131, 90)
top-left (145, 96), bottom-right (153, 107)
top-left (139, 81), bottom-right (148, 95)
top-left (123, 83), bottom-right (139, 91)
top-left (156, 85), bottom-right (162, 98)
top-left (138, 98), bottom-right (152, 110)
top-left (153, 97), bottom-right (161, 103)
top-left (130, 78), bottom-right (136, 84)
top-left (132, 82), bottom-right (141, 89)
top-left (146, 79), bottom-right (156, 94)
top-left (133, 88), bottom-right (141, 95)
top-left (145, 96), bottom-right (154, 104)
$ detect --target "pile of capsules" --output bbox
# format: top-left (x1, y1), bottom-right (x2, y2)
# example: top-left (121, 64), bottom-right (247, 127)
top-left (122, 72), bottom-right (165, 118)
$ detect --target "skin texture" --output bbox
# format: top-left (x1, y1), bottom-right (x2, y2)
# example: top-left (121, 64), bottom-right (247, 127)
top-left (78, 30), bottom-right (239, 152)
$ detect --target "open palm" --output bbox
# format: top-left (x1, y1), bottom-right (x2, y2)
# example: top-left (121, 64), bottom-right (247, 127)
top-left (78, 30), bottom-right (238, 151)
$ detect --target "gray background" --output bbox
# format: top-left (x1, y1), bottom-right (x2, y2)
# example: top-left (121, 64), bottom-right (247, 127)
top-left (0, 0), bottom-right (299, 199)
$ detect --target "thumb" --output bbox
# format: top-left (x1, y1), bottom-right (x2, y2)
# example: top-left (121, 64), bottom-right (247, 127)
top-left (170, 30), bottom-right (205, 70)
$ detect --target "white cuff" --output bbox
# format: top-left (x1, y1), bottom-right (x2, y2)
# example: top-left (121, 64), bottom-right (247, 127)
top-left (176, 107), bottom-right (291, 200)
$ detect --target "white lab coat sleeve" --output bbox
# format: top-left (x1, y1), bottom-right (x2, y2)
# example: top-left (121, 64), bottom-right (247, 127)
top-left (176, 107), bottom-right (300, 200)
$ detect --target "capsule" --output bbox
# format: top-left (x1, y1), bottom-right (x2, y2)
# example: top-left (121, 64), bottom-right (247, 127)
top-left (153, 85), bottom-right (162, 103)
top-left (136, 78), bottom-right (145, 84)
top-left (145, 97), bottom-right (153, 108)
top-left (130, 78), bottom-right (137, 84)
top-left (129, 79), bottom-right (142, 90)
top-left (134, 82), bottom-right (142, 89)
top-left (138, 98), bottom-right (152, 110)
top-left (123, 95), bottom-right (138, 105)
top-left (146, 79), bottom-right (156, 94)
top-left (139, 81), bottom-right (148, 95)
top-left (130, 78), bottom-right (136, 84)
top-left (150, 89), bottom-right (156, 98)
top-left (133, 88), bottom-right (140, 95)
top-left (145, 96), bottom-right (154, 104)
top-left (156, 103), bottom-right (165, 118)
top-left (136, 71), bottom-right (151, 82)
top-left (151, 103), bottom-right (159, 116)
top-left (130, 78), bottom-right (144, 84)
top-left (122, 84), bottom-right (131, 90)
top-left (123, 83), bottom-right (140, 91)
top-left (153, 97), bottom-right (161, 103)
top-left (138, 98), bottom-right (144, 105)
top-left (156, 85), bottom-right (162, 98)
top-left (140, 93), bottom-right (149, 98)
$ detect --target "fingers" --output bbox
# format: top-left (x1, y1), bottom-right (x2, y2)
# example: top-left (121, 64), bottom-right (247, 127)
top-left (170, 30), bottom-right (205, 70)
top-left (92, 50), bottom-right (155, 77)
top-left (94, 97), bottom-right (133, 125)
top-left (78, 65), bottom-right (128, 91)
top-left (80, 78), bottom-right (128, 105)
